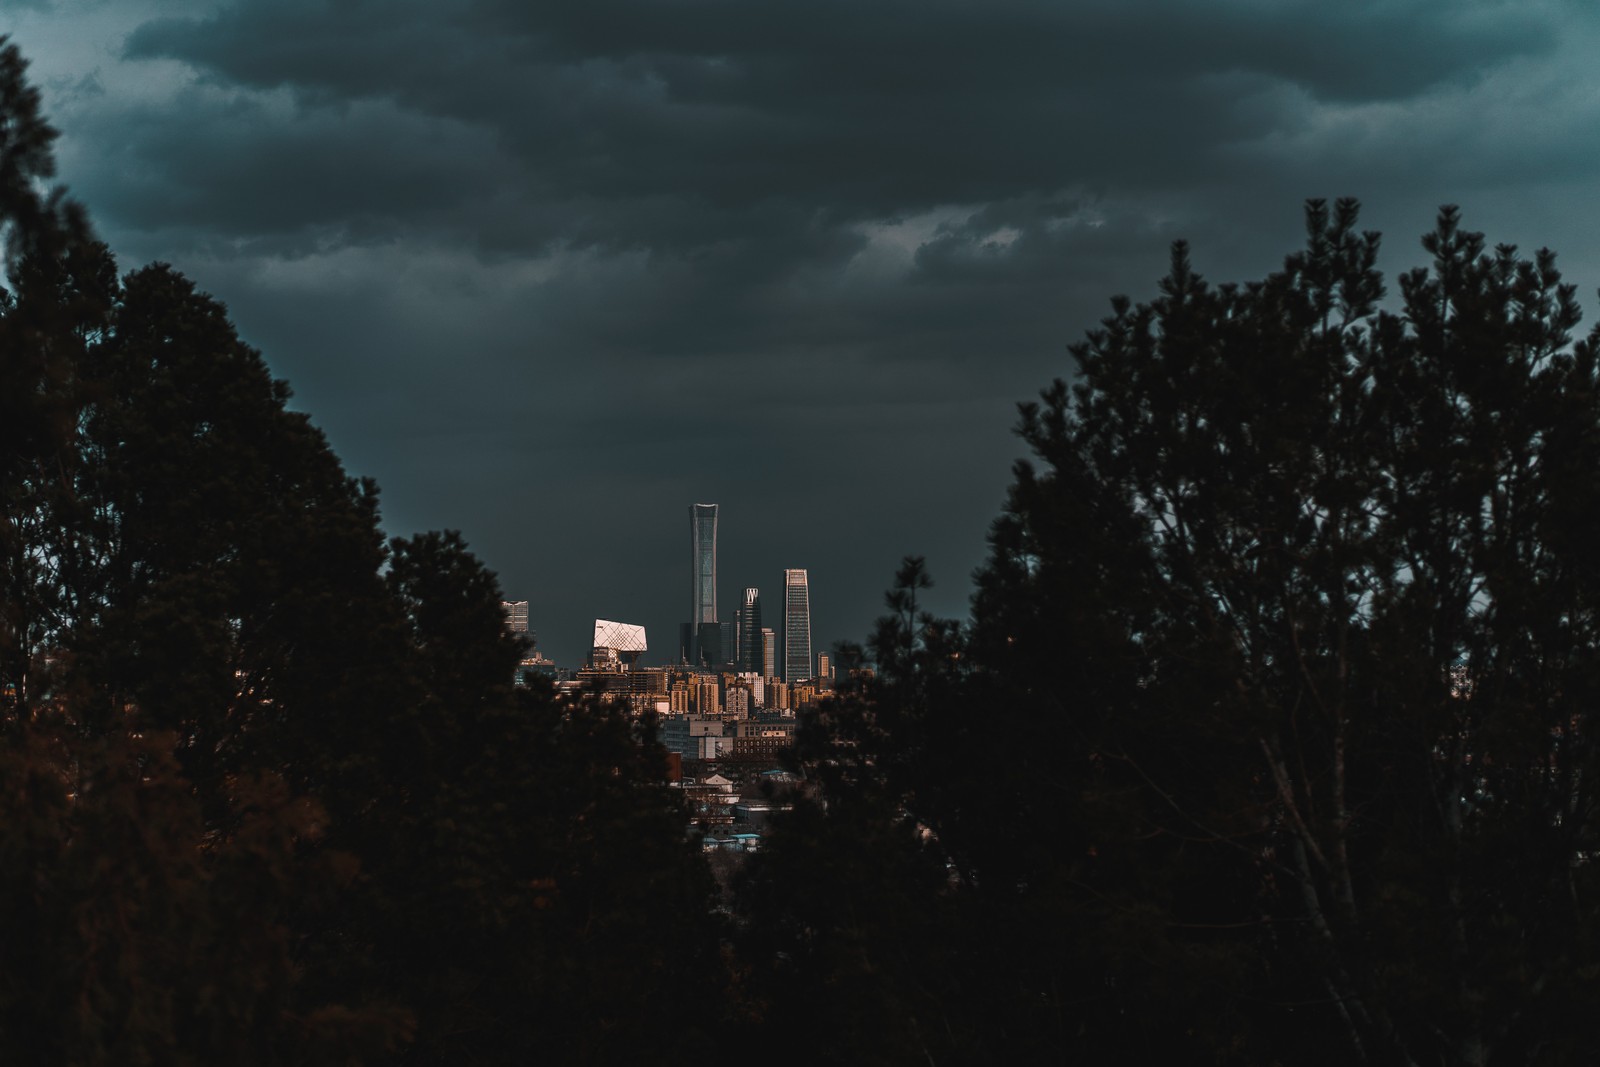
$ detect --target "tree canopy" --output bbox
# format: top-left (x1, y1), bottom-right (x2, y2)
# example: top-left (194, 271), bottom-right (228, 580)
top-left (748, 199), bottom-right (1600, 1066)
top-left (0, 38), bottom-right (722, 1065)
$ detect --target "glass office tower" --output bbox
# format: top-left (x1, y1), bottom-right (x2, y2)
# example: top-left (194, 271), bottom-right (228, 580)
top-left (690, 504), bottom-right (718, 626)
top-left (761, 627), bottom-right (777, 678)
top-left (737, 587), bottom-right (762, 674)
top-left (685, 503), bottom-right (719, 664)
top-left (784, 568), bottom-right (811, 684)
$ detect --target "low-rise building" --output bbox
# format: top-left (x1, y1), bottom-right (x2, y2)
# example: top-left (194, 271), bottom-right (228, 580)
top-left (660, 714), bottom-right (729, 760)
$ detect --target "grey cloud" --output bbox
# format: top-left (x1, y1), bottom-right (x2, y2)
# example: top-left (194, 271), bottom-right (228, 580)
top-left (475, 0), bottom-right (1547, 104)
top-left (42, 69), bottom-right (105, 105)
top-left (66, 91), bottom-right (503, 255)
top-left (912, 195), bottom-right (1117, 286)
top-left (119, 0), bottom-right (1558, 253)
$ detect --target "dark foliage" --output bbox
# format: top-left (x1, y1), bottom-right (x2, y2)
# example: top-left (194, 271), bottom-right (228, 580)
top-left (0, 39), bottom-right (722, 1065)
top-left (746, 200), bottom-right (1600, 1066)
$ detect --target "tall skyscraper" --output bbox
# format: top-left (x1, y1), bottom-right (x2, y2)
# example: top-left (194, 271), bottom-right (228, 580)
top-left (501, 600), bottom-right (529, 634)
top-left (760, 627), bottom-right (777, 678)
top-left (784, 568), bottom-right (812, 684)
top-left (690, 504), bottom-right (718, 624)
top-left (686, 503), bottom-right (718, 665)
top-left (737, 587), bottom-right (762, 674)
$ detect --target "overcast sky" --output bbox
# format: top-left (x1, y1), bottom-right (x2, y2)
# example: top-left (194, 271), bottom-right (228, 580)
top-left (10, 0), bottom-right (1600, 666)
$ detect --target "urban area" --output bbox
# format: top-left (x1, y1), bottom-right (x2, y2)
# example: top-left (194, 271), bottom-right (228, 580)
top-left (501, 503), bottom-right (839, 857)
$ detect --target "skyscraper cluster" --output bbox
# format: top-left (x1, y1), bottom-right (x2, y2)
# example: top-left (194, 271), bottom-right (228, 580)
top-left (676, 504), bottom-right (815, 683)
top-left (510, 504), bottom-right (829, 713)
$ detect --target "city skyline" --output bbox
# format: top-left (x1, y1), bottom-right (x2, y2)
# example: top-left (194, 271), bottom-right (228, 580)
top-left (518, 502), bottom-right (825, 671)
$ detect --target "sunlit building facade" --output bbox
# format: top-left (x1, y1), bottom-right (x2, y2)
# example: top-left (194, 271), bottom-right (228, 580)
top-left (784, 568), bottom-right (811, 684)
top-left (591, 619), bottom-right (647, 670)
top-left (501, 600), bottom-right (529, 634)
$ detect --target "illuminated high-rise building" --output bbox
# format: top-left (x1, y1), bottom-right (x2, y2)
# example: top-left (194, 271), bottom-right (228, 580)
top-left (760, 627), bottom-right (777, 678)
top-left (737, 587), bottom-right (762, 674)
top-left (501, 600), bottom-right (529, 634)
top-left (784, 569), bottom-right (812, 684)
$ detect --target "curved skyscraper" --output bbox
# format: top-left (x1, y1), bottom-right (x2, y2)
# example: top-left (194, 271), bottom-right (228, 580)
top-left (784, 568), bottom-right (811, 684)
top-left (691, 504), bottom-right (718, 624)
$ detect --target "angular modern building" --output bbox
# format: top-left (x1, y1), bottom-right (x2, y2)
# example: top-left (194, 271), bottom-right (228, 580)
top-left (592, 619), bottom-right (648, 670)
top-left (685, 503), bottom-right (719, 665)
top-left (592, 619), bottom-right (647, 656)
top-left (784, 568), bottom-right (812, 684)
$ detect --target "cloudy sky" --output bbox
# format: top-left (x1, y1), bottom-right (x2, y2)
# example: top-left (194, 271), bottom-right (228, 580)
top-left (9, 0), bottom-right (1600, 666)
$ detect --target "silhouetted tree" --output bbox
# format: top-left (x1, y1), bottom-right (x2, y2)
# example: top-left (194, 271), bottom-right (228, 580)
top-left (1, 38), bottom-right (724, 1064)
top-left (336, 532), bottom-right (724, 1065)
top-left (751, 200), bottom-right (1600, 1066)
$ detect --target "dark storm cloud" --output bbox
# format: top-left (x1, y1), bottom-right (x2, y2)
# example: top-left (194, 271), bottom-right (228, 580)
top-left (108, 0), bottom-right (1570, 354)
top-left (69, 92), bottom-right (503, 256)
top-left (122, 0), bottom-right (1556, 258)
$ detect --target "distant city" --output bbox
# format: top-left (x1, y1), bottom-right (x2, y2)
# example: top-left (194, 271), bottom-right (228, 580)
top-left (499, 503), bottom-right (846, 767)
